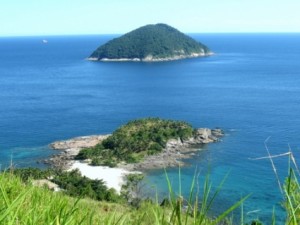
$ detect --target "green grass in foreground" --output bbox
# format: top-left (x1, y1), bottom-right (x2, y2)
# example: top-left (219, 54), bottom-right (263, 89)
top-left (10, 167), bottom-right (122, 203)
top-left (2, 160), bottom-right (300, 224)
top-left (0, 172), bottom-right (131, 225)
top-left (0, 169), bottom-right (248, 225)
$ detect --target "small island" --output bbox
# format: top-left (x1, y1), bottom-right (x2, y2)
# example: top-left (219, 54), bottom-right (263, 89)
top-left (49, 118), bottom-right (222, 172)
top-left (88, 24), bottom-right (212, 62)
top-left (46, 118), bottom-right (222, 192)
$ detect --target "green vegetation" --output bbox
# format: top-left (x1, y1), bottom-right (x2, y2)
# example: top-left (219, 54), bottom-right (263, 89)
top-left (52, 169), bottom-right (121, 202)
top-left (283, 168), bottom-right (300, 224)
top-left (89, 23), bottom-right (211, 60)
top-left (9, 167), bottom-right (121, 203)
top-left (4, 126), bottom-right (299, 224)
top-left (10, 167), bottom-right (53, 181)
top-left (4, 164), bottom-right (299, 224)
top-left (121, 174), bottom-right (145, 207)
top-left (0, 169), bottom-right (247, 225)
top-left (0, 172), bottom-right (129, 225)
top-left (75, 118), bottom-right (195, 166)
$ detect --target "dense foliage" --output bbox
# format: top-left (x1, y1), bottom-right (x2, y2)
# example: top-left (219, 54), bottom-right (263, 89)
top-left (75, 118), bottom-right (195, 166)
top-left (0, 172), bottom-right (129, 225)
top-left (9, 167), bottom-right (53, 181)
top-left (90, 23), bottom-right (211, 60)
top-left (9, 167), bottom-right (121, 202)
top-left (52, 169), bottom-right (121, 202)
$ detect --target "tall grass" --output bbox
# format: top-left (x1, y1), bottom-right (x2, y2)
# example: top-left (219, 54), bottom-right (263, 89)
top-left (0, 172), bottom-right (128, 225)
top-left (283, 165), bottom-right (300, 224)
top-left (266, 141), bottom-right (300, 225)
top-left (250, 138), bottom-right (300, 225)
top-left (164, 167), bottom-right (249, 225)
top-left (0, 168), bottom-right (249, 225)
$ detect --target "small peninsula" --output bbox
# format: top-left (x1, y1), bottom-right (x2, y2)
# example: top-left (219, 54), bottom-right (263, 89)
top-left (88, 24), bottom-right (212, 62)
top-left (49, 118), bottom-right (223, 171)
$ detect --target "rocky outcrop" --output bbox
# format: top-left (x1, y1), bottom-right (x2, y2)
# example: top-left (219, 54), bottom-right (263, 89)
top-left (121, 128), bottom-right (223, 170)
top-left (50, 135), bottom-right (110, 150)
top-left (32, 179), bottom-right (60, 191)
top-left (89, 52), bottom-right (214, 62)
top-left (45, 135), bottom-right (110, 169)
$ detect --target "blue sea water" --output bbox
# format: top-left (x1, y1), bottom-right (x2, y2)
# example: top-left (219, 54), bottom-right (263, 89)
top-left (1, 33), bottom-right (300, 224)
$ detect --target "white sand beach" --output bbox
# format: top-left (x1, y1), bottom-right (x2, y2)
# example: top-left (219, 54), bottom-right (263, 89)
top-left (70, 161), bottom-right (131, 193)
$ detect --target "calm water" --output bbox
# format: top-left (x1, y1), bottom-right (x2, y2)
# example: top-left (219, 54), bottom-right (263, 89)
top-left (1, 33), bottom-right (300, 224)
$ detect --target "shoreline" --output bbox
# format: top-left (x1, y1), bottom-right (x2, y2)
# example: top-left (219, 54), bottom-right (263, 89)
top-left (87, 52), bottom-right (214, 62)
top-left (46, 128), bottom-right (223, 192)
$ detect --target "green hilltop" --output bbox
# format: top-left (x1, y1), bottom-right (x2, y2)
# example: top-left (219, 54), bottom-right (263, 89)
top-left (89, 23), bottom-right (212, 62)
top-left (75, 118), bottom-right (194, 166)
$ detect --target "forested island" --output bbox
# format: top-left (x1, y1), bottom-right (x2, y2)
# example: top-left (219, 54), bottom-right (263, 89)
top-left (50, 118), bottom-right (223, 169)
top-left (88, 24), bottom-right (212, 62)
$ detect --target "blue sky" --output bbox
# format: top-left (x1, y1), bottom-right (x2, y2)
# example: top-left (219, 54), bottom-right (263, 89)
top-left (1, 0), bottom-right (299, 36)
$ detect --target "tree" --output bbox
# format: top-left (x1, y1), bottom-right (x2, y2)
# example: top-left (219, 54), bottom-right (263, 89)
top-left (121, 174), bottom-right (144, 207)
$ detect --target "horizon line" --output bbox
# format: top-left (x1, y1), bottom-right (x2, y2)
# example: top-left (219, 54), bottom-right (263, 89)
top-left (1, 31), bottom-right (300, 38)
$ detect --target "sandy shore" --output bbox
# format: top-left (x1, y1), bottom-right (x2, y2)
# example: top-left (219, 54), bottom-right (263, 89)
top-left (70, 161), bottom-right (133, 193)
top-left (47, 134), bottom-right (137, 193)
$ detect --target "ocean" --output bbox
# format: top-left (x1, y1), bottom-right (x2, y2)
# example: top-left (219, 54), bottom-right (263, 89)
top-left (1, 33), bottom-right (300, 224)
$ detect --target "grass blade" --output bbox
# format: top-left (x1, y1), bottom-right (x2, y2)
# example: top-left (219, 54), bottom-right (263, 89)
top-left (212, 194), bottom-right (250, 225)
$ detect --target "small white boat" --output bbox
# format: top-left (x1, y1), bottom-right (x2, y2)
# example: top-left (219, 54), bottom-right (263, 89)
top-left (42, 39), bottom-right (48, 44)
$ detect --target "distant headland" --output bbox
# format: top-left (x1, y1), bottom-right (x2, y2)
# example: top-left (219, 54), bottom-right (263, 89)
top-left (88, 23), bottom-right (213, 62)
